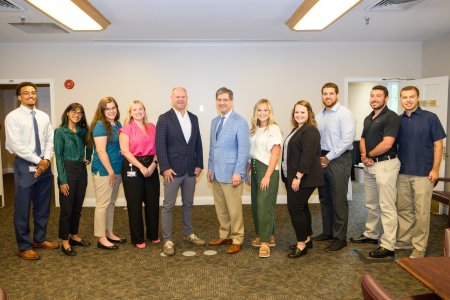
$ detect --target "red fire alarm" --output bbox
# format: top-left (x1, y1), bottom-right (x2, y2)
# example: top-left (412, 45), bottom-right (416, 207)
top-left (64, 79), bottom-right (74, 89)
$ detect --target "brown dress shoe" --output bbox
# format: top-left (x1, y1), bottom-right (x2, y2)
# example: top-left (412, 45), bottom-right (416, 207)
top-left (17, 249), bottom-right (41, 260)
top-left (227, 244), bottom-right (242, 254)
top-left (208, 238), bottom-right (233, 246)
top-left (32, 241), bottom-right (59, 249)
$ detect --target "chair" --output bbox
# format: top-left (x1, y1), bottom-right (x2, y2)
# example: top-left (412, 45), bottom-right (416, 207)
top-left (360, 275), bottom-right (440, 300)
top-left (431, 177), bottom-right (450, 227)
top-left (444, 228), bottom-right (450, 257)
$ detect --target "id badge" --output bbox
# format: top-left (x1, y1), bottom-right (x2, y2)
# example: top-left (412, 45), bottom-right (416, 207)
top-left (127, 171), bottom-right (137, 177)
top-left (29, 166), bottom-right (37, 172)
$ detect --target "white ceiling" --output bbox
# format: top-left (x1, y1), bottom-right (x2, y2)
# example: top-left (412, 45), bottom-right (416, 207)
top-left (1, 0), bottom-right (450, 43)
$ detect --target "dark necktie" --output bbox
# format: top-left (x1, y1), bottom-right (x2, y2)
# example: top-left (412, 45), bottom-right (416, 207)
top-left (216, 116), bottom-right (225, 140)
top-left (32, 111), bottom-right (42, 157)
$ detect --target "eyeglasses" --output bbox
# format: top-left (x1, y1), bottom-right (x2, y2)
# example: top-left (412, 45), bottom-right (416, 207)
top-left (70, 110), bottom-right (84, 117)
top-left (20, 91), bottom-right (37, 96)
top-left (104, 107), bottom-right (117, 112)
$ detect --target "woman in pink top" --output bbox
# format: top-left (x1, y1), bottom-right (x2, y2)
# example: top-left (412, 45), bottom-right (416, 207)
top-left (119, 100), bottom-right (160, 248)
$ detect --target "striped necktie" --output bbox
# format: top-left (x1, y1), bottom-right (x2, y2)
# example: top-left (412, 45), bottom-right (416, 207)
top-left (216, 116), bottom-right (225, 140)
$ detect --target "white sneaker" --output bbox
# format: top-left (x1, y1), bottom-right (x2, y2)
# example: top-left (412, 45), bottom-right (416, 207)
top-left (163, 241), bottom-right (175, 256)
top-left (410, 249), bottom-right (425, 258)
top-left (183, 234), bottom-right (206, 246)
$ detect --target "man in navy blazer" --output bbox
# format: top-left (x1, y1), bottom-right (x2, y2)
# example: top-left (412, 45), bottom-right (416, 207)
top-left (156, 87), bottom-right (205, 256)
top-left (207, 87), bottom-right (249, 254)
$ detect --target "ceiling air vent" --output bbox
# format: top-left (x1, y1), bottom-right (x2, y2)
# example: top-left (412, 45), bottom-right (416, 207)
top-left (368, 0), bottom-right (423, 11)
top-left (9, 22), bottom-right (69, 34)
top-left (0, 0), bottom-right (25, 11)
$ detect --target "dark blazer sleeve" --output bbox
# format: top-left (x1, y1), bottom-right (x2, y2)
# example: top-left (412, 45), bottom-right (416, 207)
top-left (190, 112), bottom-right (204, 169)
top-left (155, 113), bottom-right (170, 174)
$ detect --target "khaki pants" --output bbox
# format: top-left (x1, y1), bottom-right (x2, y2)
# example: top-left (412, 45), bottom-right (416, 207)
top-left (93, 174), bottom-right (122, 237)
top-left (363, 158), bottom-right (400, 251)
top-left (212, 180), bottom-right (244, 245)
top-left (396, 174), bottom-right (434, 253)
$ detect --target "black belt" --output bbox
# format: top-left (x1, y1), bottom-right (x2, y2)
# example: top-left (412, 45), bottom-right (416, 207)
top-left (135, 155), bottom-right (154, 162)
top-left (321, 150), bottom-right (350, 156)
top-left (373, 154), bottom-right (397, 163)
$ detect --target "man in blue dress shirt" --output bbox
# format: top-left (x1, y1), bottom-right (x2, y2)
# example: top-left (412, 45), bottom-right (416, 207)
top-left (314, 82), bottom-right (356, 252)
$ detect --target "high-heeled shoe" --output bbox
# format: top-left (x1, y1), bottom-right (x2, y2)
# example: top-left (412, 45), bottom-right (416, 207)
top-left (61, 245), bottom-right (76, 256)
top-left (289, 240), bottom-right (313, 250)
top-left (287, 247), bottom-right (308, 258)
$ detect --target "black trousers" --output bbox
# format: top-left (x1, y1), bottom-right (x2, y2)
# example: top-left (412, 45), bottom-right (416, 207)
top-left (122, 157), bottom-right (160, 244)
top-left (286, 183), bottom-right (315, 242)
top-left (58, 161), bottom-right (88, 240)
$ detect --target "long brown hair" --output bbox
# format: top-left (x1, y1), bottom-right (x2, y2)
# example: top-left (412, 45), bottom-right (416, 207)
top-left (291, 100), bottom-right (317, 128)
top-left (87, 96), bottom-right (120, 148)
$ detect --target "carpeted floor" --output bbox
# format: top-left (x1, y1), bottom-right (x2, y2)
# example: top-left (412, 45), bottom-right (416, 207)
top-left (0, 174), bottom-right (448, 299)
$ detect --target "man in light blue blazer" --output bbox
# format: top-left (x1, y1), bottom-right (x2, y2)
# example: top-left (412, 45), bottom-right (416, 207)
top-left (207, 87), bottom-right (249, 254)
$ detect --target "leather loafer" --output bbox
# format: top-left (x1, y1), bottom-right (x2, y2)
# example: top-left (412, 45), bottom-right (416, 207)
top-left (16, 249), bottom-right (41, 260)
top-left (226, 244), bottom-right (241, 254)
top-left (325, 239), bottom-right (347, 253)
top-left (97, 241), bottom-right (119, 250)
top-left (289, 240), bottom-right (313, 250)
top-left (369, 246), bottom-right (395, 258)
top-left (312, 233), bottom-right (333, 241)
top-left (288, 247), bottom-right (308, 258)
top-left (107, 237), bottom-right (127, 244)
top-left (69, 238), bottom-right (91, 247)
top-left (350, 234), bottom-right (379, 244)
top-left (32, 241), bottom-right (59, 249)
top-left (209, 238), bottom-right (233, 246)
top-left (61, 245), bottom-right (76, 256)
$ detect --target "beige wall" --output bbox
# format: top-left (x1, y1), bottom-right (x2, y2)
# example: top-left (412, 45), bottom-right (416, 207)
top-left (0, 42), bottom-right (422, 205)
top-left (422, 31), bottom-right (450, 180)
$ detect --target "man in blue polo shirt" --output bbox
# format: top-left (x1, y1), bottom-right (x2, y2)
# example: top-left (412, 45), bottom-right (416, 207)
top-left (396, 86), bottom-right (446, 258)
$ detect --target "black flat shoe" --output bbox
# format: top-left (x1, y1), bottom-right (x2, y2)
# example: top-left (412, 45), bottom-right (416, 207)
top-left (97, 241), bottom-right (119, 250)
top-left (69, 238), bottom-right (91, 247)
top-left (107, 237), bottom-right (127, 244)
top-left (350, 234), bottom-right (378, 244)
top-left (369, 246), bottom-right (394, 258)
top-left (289, 240), bottom-right (313, 250)
top-left (61, 245), bottom-right (76, 256)
top-left (287, 247), bottom-right (308, 258)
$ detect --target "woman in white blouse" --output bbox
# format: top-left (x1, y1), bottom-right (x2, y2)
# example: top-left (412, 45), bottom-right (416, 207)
top-left (246, 99), bottom-right (282, 258)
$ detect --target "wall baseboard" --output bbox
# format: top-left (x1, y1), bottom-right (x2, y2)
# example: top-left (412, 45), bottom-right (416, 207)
top-left (2, 168), bottom-right (13, 174)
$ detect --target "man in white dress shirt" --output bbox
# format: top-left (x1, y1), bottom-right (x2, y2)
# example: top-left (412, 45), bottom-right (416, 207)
top-left (5, 81), bottom-right (58, 260)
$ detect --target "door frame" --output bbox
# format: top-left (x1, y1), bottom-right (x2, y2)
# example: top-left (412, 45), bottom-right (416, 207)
top-left (0, 78), bottom-right (57, 208)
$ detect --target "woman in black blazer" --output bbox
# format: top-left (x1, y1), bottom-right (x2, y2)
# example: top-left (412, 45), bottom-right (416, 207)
top-left (281, 100), bottom-right (324, 258)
